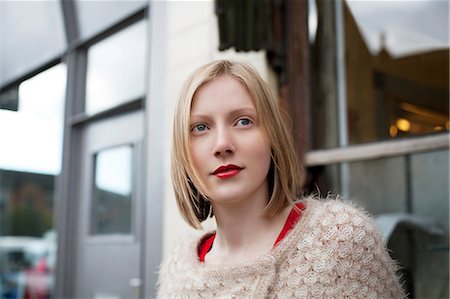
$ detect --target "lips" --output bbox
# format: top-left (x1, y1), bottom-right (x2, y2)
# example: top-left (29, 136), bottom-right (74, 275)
top-left (212, 164), bottom-right (243, 179)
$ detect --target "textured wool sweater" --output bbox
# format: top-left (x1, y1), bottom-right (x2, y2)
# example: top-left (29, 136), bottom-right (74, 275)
top-left (157, 198), bottom-right (406, 298)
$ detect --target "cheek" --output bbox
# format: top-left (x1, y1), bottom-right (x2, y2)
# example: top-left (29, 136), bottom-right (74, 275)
top-left (244, 132), bottom-right (272, 164)
top-left (189, 138), bottom-right (210, 171)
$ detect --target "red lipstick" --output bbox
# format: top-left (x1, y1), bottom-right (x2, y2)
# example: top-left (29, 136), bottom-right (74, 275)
top-left (212, 164), bottom-right (242, 179)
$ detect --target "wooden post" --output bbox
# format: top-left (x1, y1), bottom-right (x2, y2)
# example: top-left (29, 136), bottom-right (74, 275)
top-left (284, 0), bottom-right (311, 180)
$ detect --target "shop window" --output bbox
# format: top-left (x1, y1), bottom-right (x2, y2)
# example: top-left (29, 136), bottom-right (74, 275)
top-left (90, 145), bottom-right (134, 235)
top-left (0, 64), bottom-right (66, 299)
top-left (85, 20), bottom-right (147, 115)
top-left (344, 0), bottom-right (449, 144)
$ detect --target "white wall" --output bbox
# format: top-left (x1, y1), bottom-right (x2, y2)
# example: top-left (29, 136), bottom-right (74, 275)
top-left (161, 0), bottom-right (277, 258)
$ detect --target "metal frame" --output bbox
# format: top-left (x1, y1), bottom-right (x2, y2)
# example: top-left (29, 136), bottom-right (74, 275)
top-left (306, 133), bottom-right (450, 166)
top-left (70, 98), bottom-right (144, 127)
top-left (142, 2), bottom-right (166, 296)
top-left (55, 1), bottom-right (83, 297)
top-left (334, 0), bottom-right (350, 196)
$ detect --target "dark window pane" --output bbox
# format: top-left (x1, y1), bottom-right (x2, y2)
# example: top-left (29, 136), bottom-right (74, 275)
top-left (0, 1), bottom-right (66, 85)
top-left (91, 145), bottom-right (134, 235)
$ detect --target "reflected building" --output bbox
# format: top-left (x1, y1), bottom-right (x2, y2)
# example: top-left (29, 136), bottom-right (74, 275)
top-left (0, 170), bottom-right (54, 237)
top-left (0, 0), bottom-right (448, 298)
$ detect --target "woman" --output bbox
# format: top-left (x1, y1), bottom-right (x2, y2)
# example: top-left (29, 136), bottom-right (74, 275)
top-left (157, 60), bottom-right (405, 298)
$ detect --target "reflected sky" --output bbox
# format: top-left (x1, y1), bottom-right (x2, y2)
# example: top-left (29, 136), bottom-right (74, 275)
top-left (85, 19), bottom-right (147, 115)
top-left (0, 0), bottom-right (65, 86)
top-left (0, 64), bottom-right (66, 175)
top-left (346, 0), bottom-right (449, 57)
top-left (95, 146), bottom-right (132, 196)
top-left (75, 0), bottom-right (146, 39)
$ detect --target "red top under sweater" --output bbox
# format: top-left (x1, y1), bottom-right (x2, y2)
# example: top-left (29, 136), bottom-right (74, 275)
top-left (198, 202), bottom-right (305, 262)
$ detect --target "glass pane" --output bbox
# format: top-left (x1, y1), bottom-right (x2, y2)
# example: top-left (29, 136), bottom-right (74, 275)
top-left (348, 156), bottom-right (407, 215)
top-left (85, 20), bottom-right (147, 115)
top-left (75, 0), bottom-right (146, 39)
top-left (91, 145), bottom-right (134, 235)
top-left (344, 0), bottom-right (449, 144)
top-left (410, 149), bottom-right (449, 298)
top-left (411, 150), bottom-right (449, 231)
top-left (0, 64), bottom-right (66, 298)
top-left (0, 1), bottom-right (66, 86)
top-left (307, 156), bottom-right (408, 216)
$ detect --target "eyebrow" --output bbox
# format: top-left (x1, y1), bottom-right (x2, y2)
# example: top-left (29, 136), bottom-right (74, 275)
top-left (190, 107), bottom-right (257, 121)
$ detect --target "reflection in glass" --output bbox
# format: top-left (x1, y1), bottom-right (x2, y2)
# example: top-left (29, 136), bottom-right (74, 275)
top-left (0, 65), bottom-right (67, 174)
top-left (0, 64), bottom-right (65, 299)
top-left (344, 0), bottom-right (449, 144)
top-left (75, 0), bottom-right (146, 39)
top-left (85, 20), bottom-right (147, 115)
top-left (348, 156), bottom-right (407, 215)
top-left (0, 1), bottom-right (66, 85)
top-left (91, 146), bottom-right (134, 235)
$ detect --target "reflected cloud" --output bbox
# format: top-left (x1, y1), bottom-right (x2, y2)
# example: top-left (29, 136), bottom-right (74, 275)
top-left (0, 64), bottom-right (66, 175)
top-left (95, 146), bottom-right (133, 196)
top-left (347, 0), bottom-right (449, 57)
top-left (85, 20), bottom-right (147, 115)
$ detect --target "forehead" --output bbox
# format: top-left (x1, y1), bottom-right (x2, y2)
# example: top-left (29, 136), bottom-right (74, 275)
top-left (191, 75), bottom-right (256, 115)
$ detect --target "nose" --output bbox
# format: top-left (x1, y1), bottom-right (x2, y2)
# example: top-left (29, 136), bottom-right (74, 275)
top-left (213, 127), bottom-right (235, 157)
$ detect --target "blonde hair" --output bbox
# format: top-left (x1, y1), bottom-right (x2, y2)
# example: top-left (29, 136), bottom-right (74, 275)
top-left (171, 60), bottom-right (304, 229)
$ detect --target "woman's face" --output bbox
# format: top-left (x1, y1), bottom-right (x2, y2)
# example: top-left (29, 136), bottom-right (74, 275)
top-left (189, 75), bottom-right (272, 206)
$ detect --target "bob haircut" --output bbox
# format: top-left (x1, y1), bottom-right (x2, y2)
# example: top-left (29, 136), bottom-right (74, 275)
top-left (171, 60), bottom-right (304, 229)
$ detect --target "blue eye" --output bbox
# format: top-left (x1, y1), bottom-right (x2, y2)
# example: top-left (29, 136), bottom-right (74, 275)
top-left (192, 123), bottom-right (207, 132)
top-left (237, 118), bottom-right (252, 126)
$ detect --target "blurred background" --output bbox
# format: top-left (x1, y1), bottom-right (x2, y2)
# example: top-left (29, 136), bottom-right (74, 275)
top-left (0, 0), bottom-right (448, 298)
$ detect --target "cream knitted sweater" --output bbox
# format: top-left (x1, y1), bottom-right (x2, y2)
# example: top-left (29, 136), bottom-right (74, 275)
top-left (157, 198), bottom-right (405, 298)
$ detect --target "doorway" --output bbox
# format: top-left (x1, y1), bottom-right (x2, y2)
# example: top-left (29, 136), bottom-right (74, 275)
top-left (75, 111), bottom-right (144, 299)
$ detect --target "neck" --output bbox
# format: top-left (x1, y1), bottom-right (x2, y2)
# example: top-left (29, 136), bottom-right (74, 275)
top-left (208, 191), bottom-right (291, 263)
top-left (214, 199), bottom-right (270, 248)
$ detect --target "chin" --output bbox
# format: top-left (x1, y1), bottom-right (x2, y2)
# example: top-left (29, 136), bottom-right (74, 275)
top-left (209, 188), bottom-right (256, 205)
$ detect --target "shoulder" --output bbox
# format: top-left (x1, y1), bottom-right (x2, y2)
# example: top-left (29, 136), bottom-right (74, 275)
top-left (304, 195), bottom-right (371, 217)
top-left (292, 196), bottom-right (405, 298)
top-left (159, 230), bottom-right (213, 269)
top-left (302, 196), bottom-right (379, 231)
top-left (157, 231), bottom-right (211, 297)
top-left (298, 196), bottom-right (385, 250)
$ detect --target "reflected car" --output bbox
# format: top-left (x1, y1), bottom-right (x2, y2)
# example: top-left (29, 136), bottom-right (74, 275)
top-left (0, 231), bottom-right (56, 299)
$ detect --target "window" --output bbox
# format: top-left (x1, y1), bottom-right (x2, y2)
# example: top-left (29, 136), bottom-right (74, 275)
top-left (308, 1), bottom-right (449, 297)
top-left (344, 0), bottom-right (449, 144)
top-left (90, 145), bottom-right (134, 235)
top-left (75, 0), bottom-right (146, 39)
top-left (0, 64), bottom-right (66, 298)
top-left (85, 20), bottom-right (147, 115)
top-left (0, 1), bottom-right (66, 85)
